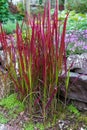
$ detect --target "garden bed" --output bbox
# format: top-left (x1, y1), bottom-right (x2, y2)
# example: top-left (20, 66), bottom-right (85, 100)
top-left (0, 94), bottom-right (87, 130)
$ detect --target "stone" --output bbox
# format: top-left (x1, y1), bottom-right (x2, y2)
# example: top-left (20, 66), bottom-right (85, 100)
top-left (0, 124), bottom-right (7, 130)
top-left (0, 49), bottom-right (6, 71)
top-left (66, 53), bottom-right (87, 110)
top-left (67, 53), bottom-right (87, 74)
top-left (68, 72), bottom-right (87, 110)
top-left (0, 124), bottom-right (21, 130)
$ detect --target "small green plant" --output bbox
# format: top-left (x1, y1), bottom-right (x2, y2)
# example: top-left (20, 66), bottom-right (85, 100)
top-left (0, 113), bottom-right (8, 124)
top-left (0, 94), bottom-right (25, 123)
top-left (68, 104), bottom-right (80, 116)
top-left (24, 122), bottom-right (45, 130)
top-left (0, 94), bottom-right (24, 113)
top-left (24, 122), bottom-right (34, 130)
top-left (36, 123), bottom-right (44, 130)
top-left (24, 122), bottom-right (51, 130)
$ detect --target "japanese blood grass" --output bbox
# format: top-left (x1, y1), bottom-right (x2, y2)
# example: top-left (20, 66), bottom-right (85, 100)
top-left (0, 0), bottom-right (69, 121)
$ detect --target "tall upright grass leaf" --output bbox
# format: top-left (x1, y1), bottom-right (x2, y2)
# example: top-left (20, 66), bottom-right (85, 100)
top-left (45, 87), bottom-right (57, 110)
top-left (58, 13), bottom-right (69, 72)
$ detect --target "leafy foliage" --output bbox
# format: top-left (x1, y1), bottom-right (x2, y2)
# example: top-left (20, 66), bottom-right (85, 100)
top-left (0, 0), bottom-right (24, 23)
top-left (58, 10), bottom-right (87, 31)
top-left (51, 10), bottom-right (87, 32)
top-left (0, 94), bottom-right (25, 124)
top-left (24, 122), bottom-right (45, 130)
top-left (0, 94), bottom-right (24, 111)
top-left (67, 11), bottom-right (87, 31)
top-left (68, 104), bottom-right (80, 116)
top-left (65, 0), bottom-right (87, 13)
top-left (0, 113), bottom-right (8, 124)
top-left (0, 0), bottom-right (9, 22)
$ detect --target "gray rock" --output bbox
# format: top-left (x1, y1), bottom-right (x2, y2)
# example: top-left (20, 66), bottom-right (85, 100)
top-left (56, 54), bottom-right (87, 110)
top-left (68, 72), bottom-right (87, 110)
top-left (66, 54), bottom-right (87, 110)
top-left (0, 50), bottom-right (6, 72)
top-left (58, 120), bottom-right (70, 130)
top-left (0, 124), bottom-right (7, 130)
top-left (67, 53), bottom-right (87, 74)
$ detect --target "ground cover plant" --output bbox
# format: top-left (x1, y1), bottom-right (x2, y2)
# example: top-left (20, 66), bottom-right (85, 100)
top-left (0, 94), bottom-right (24, 124)
top-left (0, 94), bottom-right (87, 129)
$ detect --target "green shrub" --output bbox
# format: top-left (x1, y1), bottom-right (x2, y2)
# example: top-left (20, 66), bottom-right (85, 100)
top-left (0, 0), bottom-right (9, 22)
top-left (65, 0), bottom-right (87, 13)
top-left (0, 0), bottom-right (24, 23)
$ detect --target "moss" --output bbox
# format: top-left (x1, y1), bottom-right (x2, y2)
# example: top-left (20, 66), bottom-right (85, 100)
top-left (24, 122), bottom-right (51, 130)
top-left (0, 113), bottom-right (8, 124)
top-left (0, 94), bottom-right (24, 111)
top-left (36, 123), bottom-right (45, 130)
top-left (24, 122), bottom-right (35, 130)
top-left (0, 93), bottom-right (25, 122)
top-left (67, 104), bottom-right (80, 116)
top-left (24, 122), bottom-right (46, 130)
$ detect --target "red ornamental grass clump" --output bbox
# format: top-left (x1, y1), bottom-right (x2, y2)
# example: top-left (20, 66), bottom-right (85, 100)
top-left (0, 0), bottom-right (69, 118)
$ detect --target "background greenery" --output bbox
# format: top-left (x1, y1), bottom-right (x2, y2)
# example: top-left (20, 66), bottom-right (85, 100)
top-left (0, 0), bottom-right (9, 22)
top-left (65, 0), bottom-right (87, 13)
top-left (0, 0), bottom-right (24, 23)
